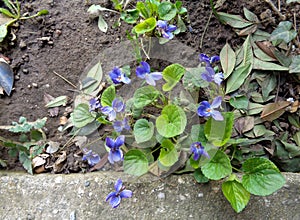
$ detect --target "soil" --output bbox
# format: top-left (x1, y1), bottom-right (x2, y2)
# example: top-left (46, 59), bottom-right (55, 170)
top-left (0, 0), bottom-right (299, 173)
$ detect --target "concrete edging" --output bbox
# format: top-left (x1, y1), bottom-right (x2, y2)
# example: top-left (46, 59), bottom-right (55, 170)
top-left (0, 171), bottom-right (299, 220)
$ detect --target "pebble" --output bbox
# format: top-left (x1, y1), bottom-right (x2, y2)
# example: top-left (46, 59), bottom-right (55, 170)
top-left (19, 40), bottom-right (27, 49)
top-left (22, 68), bottom-right (29, 74)
top-left (84, 181), bottom-right (90, 187)
top-left (32, 83), bottom-right (38, 88)
top-left (157, 192), bottom-right (165, 199)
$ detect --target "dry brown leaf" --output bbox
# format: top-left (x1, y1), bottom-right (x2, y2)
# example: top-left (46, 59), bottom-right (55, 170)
top-left (234, 116), bottom-right (255, 135)
top-left (289, 100), bottom-right (299, 113)
top-left (261, 101), bottom-right (291, 121)
top-left (255, 41), bottom-right (277, 59)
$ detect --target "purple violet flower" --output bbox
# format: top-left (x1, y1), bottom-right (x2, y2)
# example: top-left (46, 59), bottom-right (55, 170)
top-left (197, 96), bottom-right (224, 121)
top-left (82, 149), bottom-right (101, 166)
top-left (201, 66), bottom-right (224, 86)
top-left (199, 53), bottom-right (220, 66)
top-left (156, 20), bottom-right (177, 40)
top-left (136, 61), bottom-right (162, 86)
top-left (101, 98), bottom-right (125, 121)
top-left (190, 142), bottom-right (210, 161)
top-left (113, 117), bottom-right (131, 133)
top-left (106, 135), bottom-right (125, 164)
top-left (106, 179), bottom-right (133, 208)
top-left (89, 98), bottom-right (101, 112)
top-left (109, 67), bottom-right (131, 84)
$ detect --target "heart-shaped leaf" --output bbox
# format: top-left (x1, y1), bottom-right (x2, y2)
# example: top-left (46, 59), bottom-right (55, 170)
top-left (162, 63), bottom-right (185, 91)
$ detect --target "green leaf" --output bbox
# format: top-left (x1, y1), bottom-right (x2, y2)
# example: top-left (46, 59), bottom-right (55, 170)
top-left (133, 85), bottom-right (160, 109)
top-left (242, 158), bottom-right (286, 196)
top-left (124, 149), bottom-right (149, 176)
top-left (37, 9), bottom-right (49, 16)
top-left (248, 102), bottom-right (264, 115)
top-left (191, 124), bottom-right (207, 144)
top-left (293, 131), bottom-right (300, 146)
top-left (182, 67), bottom-right (209, 91)
top-left (71, 103), bottom-right (96, 128)
top-left (101, 85), bottom-right (115, 106)
top-left (220, 43), bottom-right (236, 79)
top-left (193, 168), bottom-right (209, 183)
top-left (158, 139), bottom-right (178, 167)
top-left (0, 8), bottom-right (16, 18)
top-left (253, 58), bottom-right (289, 71)
top-left (201, 150), bottom-right (232, 180)
top-left (0, 23), bottom-right (8, 42)
top-left (162, 63), bottom-right (185, 91)
top-left (158, 2), bottom-right (177, 21)
top-left (217, 12), bottom-right (252, 28)
top-left (225, 63), bottom-right (251, 94)
top-left (156, 105), bottom-right (187, 138)
top-left (242, 35), bottom-right (253, 66)
top-left (289, 55), bottom-right (300, 73)
top-left (270, 21), bottom-right (297, 43)
top-left (134, 17), bottom-right (156, 34)
top-left (229, 96), bottom-right (249, 110)
top-left (98, 15), bottom-right (108, 33)
top-left (204, 112), bottom-right (234, 146)
top-left (45, 96), bottom-right (68, 108)
top-left (287, 0), bottom-right (300, 4)
top-left (19, 151), bottom-right (33, 175)
top-left (82, 61), bottom-right (103, 94)
top-left (120, 9), bottom-right (139, 24)
top-left (222, 175), bottom-right (250, 213)
top-left (243, 7), bottom-right (259, 23)
top-left (133, 119), bottom-right (154, 143)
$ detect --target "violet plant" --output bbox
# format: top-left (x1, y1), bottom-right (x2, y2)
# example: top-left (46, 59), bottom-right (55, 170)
top-left (73, 54), bottom-right (285, 212)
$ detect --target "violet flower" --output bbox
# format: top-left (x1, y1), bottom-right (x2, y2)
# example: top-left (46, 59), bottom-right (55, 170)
top-left (201, 66), bottom-right (224, 86)
top-left (190, 142), bottom-right (210, 161)
top-left (109, 67), bottom-right (131, 84)
top-left (113, 117), bottom-right (131, 133)
top-left (136, 61), bottom-right (162, 86)
top-left (82, 149), bottom-right (101, 166)
top-left (156, 20), bottom-right (177, 40)
top-left (199, 53), bottom-right (220, 66)
top-left (101, 98), bottom-right (125, 121)
top-left (106, 135), bottom-right (125, 164)
top-left (106, 179), bottom-right (133, 208)
top-left (89, 98), bottom-right (101, 112)
top-left (197, 96), bottom-right (224, 121)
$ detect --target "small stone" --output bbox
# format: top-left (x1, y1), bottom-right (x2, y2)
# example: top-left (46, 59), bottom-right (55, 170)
top-left (179, 194), bottom-right (186, 201)
top-left (19, 40), bottom-right (27, 49)
top-left (27, 85), bottom-right (31, 89)
top-left (22, 69), bottom-right (29, 74)
top-left (15, 75), bottom-right (20, 80)
top-left (70, 211), bottom-right (76, 220)
top-left (157, 192), bottom-right (165, 199)
top-left (84, 181), bottom-right (90, 187)
top-left (198, 192), bottom-right (204, 198)
top-left (48, 41), bottom-right (54, 45)
top-left (32, 83), bottom-right (38, 88)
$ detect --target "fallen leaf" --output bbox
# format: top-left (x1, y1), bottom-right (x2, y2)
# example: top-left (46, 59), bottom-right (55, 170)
top-left (255, 41), bottom-right (276, 59)
top-left (73, 136), bottom-right (88, 149)
top-left (44, 93), bottom-right (59, 117)
top-left (289, 100), bottom-right (299, 113)
top-left (53, 151), bottom-right (67, 173)
top-left (261, 101), bottom-right (291, 121)
top-left (89, 153), bottom-right (108, 172)
top-left (234, 116), bottom-right (254, 135)
top-left (46, 141), bottom-right (60, 154)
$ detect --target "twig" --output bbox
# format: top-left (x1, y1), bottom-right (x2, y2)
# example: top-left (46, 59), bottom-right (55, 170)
top-left (53, 71), bottom-right (77, 89)
top-left (200, 11), bottom-right (212, 49)
top-left (264, 0), bottom-right (286, 20)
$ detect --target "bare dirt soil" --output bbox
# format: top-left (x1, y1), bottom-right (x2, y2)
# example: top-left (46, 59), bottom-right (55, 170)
top-left (0, 0), bottom-right (298, 172)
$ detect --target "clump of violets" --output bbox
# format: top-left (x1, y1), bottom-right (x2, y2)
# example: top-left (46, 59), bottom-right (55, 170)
top-left (106, 135), bottom-right (125, 164)
top-left (190, 142), bottom-right (210, 160)
top-left (197, 96), bottom-right (224, 121)
top-left (199, 53), bottom-right (224, 86)
top-left (106, 179), bottom-right (132, 208)
top-left (136, 61), bottom-right (162, 86)
top-left (109, 67), bottom-right (131, 84)
top-left (101, 98), bottom-right (125, 121)
top-left (89, 97), bottom-right (101, 112)
top-left (156, 20), bottom-right (177, 40)
top-left (82, 148), bottom-right (101, 166)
